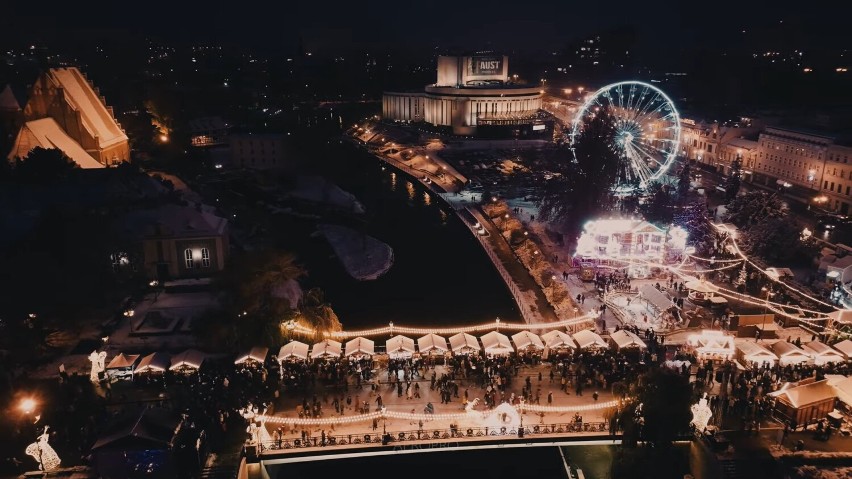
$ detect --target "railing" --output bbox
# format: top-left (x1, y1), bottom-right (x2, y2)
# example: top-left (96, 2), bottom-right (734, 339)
top-left (256, 421), bottom-right (610, 452)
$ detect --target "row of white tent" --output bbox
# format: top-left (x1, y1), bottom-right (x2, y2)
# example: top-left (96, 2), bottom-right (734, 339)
top-left (737, 339), bottom-right (852, 367)
top-left (277, 330), bottom-right (619, 361)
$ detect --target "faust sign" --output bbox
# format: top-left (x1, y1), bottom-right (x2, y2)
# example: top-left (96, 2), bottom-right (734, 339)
top-left (471, 56), bottom-right (503, 75)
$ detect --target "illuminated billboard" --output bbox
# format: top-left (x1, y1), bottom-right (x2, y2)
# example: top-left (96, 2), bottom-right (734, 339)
top-left (471, 56), bottom-right (503, 76)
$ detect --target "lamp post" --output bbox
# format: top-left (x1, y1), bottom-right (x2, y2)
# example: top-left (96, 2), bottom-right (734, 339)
top-left (759, 286), bottom-right (775, 340)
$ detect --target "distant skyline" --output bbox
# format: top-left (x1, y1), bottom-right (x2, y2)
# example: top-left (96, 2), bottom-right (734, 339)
top-left (3, 0), bottom-right (850, 59)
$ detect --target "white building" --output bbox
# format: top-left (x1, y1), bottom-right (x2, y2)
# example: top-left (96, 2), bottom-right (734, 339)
top-left (574, 219), bottom-right (687, 263)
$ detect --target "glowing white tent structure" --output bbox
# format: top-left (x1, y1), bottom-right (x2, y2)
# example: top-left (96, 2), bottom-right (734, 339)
top-left (481, 331), bottom-right (514, 355)
top-left (832, 339), bottom-right (852, 360)
top-left (345, 337), bottom-right (375, 357)
top-left (771, 341), bottom-right (812, 366)
top-left (572, 330), bottom-right (608, 350)
top-left (687, 330), bottom-right (736, 360)
top-left (541, 330), bottom-right (576, 349)
top-left (311, 339), bottom-right (343, 358)
top-left (170, 349), bottom-right (206, 371)
top-left (235, 346), bottom-right (269, 365)
top-left (511, 331), bottom-right (545, 350)
top-left (449, 333), bottom-right (481, 354)
top-left (417, 333), bottom-right (449, 354)
top-left (278, 341), bottom-right (309, 361)
top-left (736, 342), bottom-right (777, 367)
top-left (134, 352), bottom-right (170, 373)
top-left (803, 341), bottom-right (845, 366)
top-left (609, 330), bottom-right (647, 350)
top-left (385, 335), bottom-right (415, 359)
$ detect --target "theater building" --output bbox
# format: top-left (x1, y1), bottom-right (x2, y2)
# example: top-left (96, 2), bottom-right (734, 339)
top-left (382, 53), bottom-right (550, 138)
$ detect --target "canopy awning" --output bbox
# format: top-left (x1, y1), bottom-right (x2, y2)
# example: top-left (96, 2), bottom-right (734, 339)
top-left (709, 296), bottom-right (728, 305)
top-left (638, 284), bottom-right (674, 311)
top-left (803, 341), bottom-right (845, 365)
top-left (311, 339), bottom-right (342, 358)
top-left (684, 280), bottom-right (719, 294)
top-left (828, 310), bottom-right (852, 324)
top-left (135, 352), bottom-right (170, 373)
top-left (385, 335), bottom-right (415, 359)
top-left (511, 331), bottom-right (545, 350)
top-left (572, 330), bottom-right (608, 349)
top-left (481, 331), bottom-right (513, 355)
top-left (170, 349), bottom-right (206, 370)
top-left (278, 341), bottom-right (309, 361)
top-left (736, 342), bottom-right (777, 364)
top-left (831, 339), bottom-right (852, 359)
top-left (541, 330), bottom-right (576, 349)
top-left (345, 337), bottom-right (375, 357)
top-left (106, 353), bottom-right (140, 370)
top-left (417, 333), bottom-right (449, 354)
top-left (830, 376), bottom-right (852, 406)
top-left (609, 330), bottom-right (647, 350)
top-left (771, 341), bottom-right (812, 365)
top-left (235, 346), bottom-right (269, 365)
top-left (449, 333), bottom-right (481, 354)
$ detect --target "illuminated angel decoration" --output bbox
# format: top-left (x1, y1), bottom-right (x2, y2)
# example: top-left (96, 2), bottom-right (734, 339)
top-left (25, 426), bottom-right (61, 471)
top-left (89, 350), bottom-right (107, 382)
top-left (690, 393), bottom-right (713, 432)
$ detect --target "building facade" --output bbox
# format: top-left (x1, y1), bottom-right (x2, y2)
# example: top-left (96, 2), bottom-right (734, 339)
top-left (382, 53), bottom-right (548, 137)
top-left (9, 67), bottom-right (130, 167)
top-left (229, 133), bottom-right (286, 169)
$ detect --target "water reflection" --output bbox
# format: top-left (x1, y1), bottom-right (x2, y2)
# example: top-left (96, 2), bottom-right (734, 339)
top-left (389, 172), bottom-right (397, 191)
top-left (423, 192), bottom-right (431, 206)
top-left (406, 181), bottom-right (416, 201)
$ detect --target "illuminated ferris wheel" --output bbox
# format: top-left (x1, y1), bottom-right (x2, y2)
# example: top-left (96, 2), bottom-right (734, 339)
top-left (570, 81), bottom-right (681, 193)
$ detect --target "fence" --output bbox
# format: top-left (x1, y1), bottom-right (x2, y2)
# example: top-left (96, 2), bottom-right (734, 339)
top-left (255, 421), bottom-right (610, 452)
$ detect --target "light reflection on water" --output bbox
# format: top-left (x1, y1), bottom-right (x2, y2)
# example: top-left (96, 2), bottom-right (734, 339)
top-left (423, 191), bottom-right (431, 206)
top-left (389, 172), bottom-right (396, 191)
top-left (406, 181), bottom-right (415, 201)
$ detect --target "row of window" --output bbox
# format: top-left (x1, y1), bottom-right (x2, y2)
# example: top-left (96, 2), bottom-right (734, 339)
top-left (185, 248), bottom-right (211, 269)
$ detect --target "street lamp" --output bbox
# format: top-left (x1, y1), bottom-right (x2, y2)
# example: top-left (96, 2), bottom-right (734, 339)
top-left (19, 398), bottom-right (37, 415)
top-left (759, 286), bottom-right (775, 340)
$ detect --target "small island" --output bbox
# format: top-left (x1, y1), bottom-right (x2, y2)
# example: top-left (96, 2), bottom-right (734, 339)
top-left (318, 224), bottom-right (393, 280)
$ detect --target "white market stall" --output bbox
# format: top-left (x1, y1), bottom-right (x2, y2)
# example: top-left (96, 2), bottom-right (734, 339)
top-left (481, 331), bottom-right (514, 356)
top-left (637, 284), bottom-right (674, 316)
top-left (278, 341), bottom-right (309, 361)
top-left (687, 330), bottom-right (736, 360)
top-left (311, 339), bottom-right (343, 359)
top-left (417, 333), bottom-right (449, 354)
top-left (803, 341), bottom-right (846, 366)
top-left (572, 330), bottom-right (609, 350)
top-left (832, 339), bottom-right (852, 360)
top-left (684, 280), bottom-right (719, 303)
top-left (736, 342), bottom-right (777, 367)
top-left (830, 376), bottom-right (852, 407)
top-left (170, 349), bottom-right (206, 371)
top-left (235, 346), bottom-right (269, 365)
top-left (771, 341), bottom-right (812, 366)
top-left (541, 330), bottom-right (576, 350)
top-left (511, 331), bottom-right (545, 351)
top-left (385, 335), bottom-right (415, 359)
top-left (449, 333), bottom-right (481, 355)
top-left (105, 353), bottom-right (140, 380)
top-left (609, 330), bottom-right (647, 350)
top-left (345, 337), bottom-right (375, 358)
top-left (134, 352), bottom-right (170, 374)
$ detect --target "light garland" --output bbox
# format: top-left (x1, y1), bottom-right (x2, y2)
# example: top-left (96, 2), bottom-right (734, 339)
top-left (252, 400), bottom-right (621, 427)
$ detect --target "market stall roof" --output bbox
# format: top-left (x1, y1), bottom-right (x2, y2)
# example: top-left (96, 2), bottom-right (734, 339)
top-left (345, 337), bottom-right (375, 357)
top-left (106, 353), bottom-right (140, 370)
top-left (709, 296), bottom-right (728, 305)
top-left (766, 267), bottom-right (795, 280)
top-left (511, 331), bottom-right (545, 350)
top-left (772, 379), bottom-right (836, 409)
top-left (803, 341), bottom-right (845, 364)
top-left (449, 332), bottom-right (481, 353)
top-left (828, 310), bottom-right (852, 324)
top-left (832, 339), bottom-right (852, 359)
top-left (311, 339), bottom-right (342, 358)
top-left (683, 280), bottom-right (719, 294)
top-left (736, 342), bottom-right (777, 363)
top-left (830, 376), bottom-right (852, 406)
top-left (572, 330), bottom-right (608, 349)
top-left (638, 284), bottom-right (674, 311)
top-left (771, 341), bottom-right (811, 365)
top-left (170, 349), bottom-right (206, 370)
top-left (609, 330), bottom-right (647, 350)
top-left (481, 331), bottom-right (514, 355)
top-left (235, 346), bottom-right (269, 365)
top-left (278, 341), bottom-right (309, 361)
top-left (135, 352), bottom-right (170, 373)
top-left (385, 335), bottom-right (415, 359)
top-left (541, 330), bottom-right (576, 349)
top-left (417, 333), bottom-right (449, 354)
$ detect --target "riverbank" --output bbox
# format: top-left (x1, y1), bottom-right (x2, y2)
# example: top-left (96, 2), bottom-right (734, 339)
top-left (317, 224), bottom-right (393, 281)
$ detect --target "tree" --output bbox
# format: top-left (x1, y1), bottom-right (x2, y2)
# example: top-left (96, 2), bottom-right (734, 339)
top-left (573, 105), bottom-right (622, 186)
top-left (745, 217), bottom-right (818, 265)
top-left (640, 183), bottom-right (674, 224)
top-left (725, 156), bottom-right (742, 203)
top-left (13, 147), bottom-right (78, 183)
top-left (677, 162), bottom-right (691, 200)
top-left (298, 288), bottom-right (342, 340)
top-left (724, 190), bottom-right (787, 226)
top-left (673, 200), bottom-right (715, 254)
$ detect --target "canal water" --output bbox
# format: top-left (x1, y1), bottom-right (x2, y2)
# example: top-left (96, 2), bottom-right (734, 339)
top-left (287, 139), bottom-right (520, 331)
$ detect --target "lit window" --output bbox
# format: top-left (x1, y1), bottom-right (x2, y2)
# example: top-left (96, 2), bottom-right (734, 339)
top-left (185, 249), bottom-right (194, 269)
top-left (201, 248), bottom-right (210, 268)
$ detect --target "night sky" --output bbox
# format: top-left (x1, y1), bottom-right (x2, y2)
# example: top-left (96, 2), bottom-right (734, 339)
top-left (4, 0), bottom-right (850, 56)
